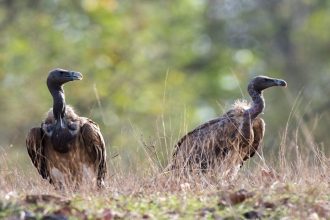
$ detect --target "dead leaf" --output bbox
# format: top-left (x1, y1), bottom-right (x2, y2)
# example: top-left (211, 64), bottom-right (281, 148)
top-left (101, 209), bottom-right (124, 220)
top-left (219, 189), bottom-right (255, 206)
top-left (262, 201), bottom-right (276, 209)
top-left (243, 210), bottom-right (262, 219)
top-left (255, 200), bottom-right (276, 210)
top-left (142, 213), bottom-right (152, 219)
top-left (52, 205), bottom-right (87, 220)
top-left (53, 206), bottom-right (73, 216)
top-left (25, 195), bottom-right (70, 206)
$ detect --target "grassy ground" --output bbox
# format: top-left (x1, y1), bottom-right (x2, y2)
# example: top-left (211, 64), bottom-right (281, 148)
top-left (2, 185), bottom-right (329, 219)
top-left (1, 126), bottom-right (330, 219)
top-left (2, 184), bottom-right (330, 220)
top-left (1, 158), bottom-right (330, 219)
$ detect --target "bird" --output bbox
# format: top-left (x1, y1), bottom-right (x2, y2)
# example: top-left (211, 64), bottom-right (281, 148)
top-left (170, 75), bottom-right (287, 174)
top-left (26, 68), bottom-right (107, 189)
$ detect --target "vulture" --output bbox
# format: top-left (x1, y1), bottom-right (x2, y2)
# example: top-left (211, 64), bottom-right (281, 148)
top-left (26, 68), bottom-right (107, 189)
top-left (170, 76), bottom-right (287, 174)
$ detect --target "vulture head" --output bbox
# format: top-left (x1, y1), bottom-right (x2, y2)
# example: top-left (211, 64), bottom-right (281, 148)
top-left (248, 76), bottom-right (287, 94)
top-left (47, 68), bottom-right (83, 88)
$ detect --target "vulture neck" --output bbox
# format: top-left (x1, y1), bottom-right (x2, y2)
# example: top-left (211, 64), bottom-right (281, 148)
top-left (48, 83), bottom-right (66, 128)
top-left (247, 85), bottom-right (264, 120)
top-left (240, 85), bottom-right (264, 144)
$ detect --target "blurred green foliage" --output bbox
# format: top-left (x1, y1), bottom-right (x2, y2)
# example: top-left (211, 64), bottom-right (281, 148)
top-left (0, 0), bottom-right (329, 169)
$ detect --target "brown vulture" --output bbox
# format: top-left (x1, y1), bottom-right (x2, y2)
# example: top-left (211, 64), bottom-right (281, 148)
top-left (170, 76), bottom-right (287, 174)
top-left (26, 68), bottom-right (107, 189)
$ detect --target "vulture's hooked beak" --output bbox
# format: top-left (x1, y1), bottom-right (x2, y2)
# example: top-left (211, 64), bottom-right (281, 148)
top-left (275, 79), bottom-right (287, 87)
top-left (67, 71), bottom-right (83, 81)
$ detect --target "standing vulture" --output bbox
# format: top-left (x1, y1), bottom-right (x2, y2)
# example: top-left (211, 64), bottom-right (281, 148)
top-left (26, 68), bottom-right (107, 189)
top-left (170, 76), bottom-right (287, 174)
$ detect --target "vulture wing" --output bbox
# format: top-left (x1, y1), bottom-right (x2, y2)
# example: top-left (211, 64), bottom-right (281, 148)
top-left (243, 118), bottom-right (265, 161)
top-left (81, 120), bottom-right (107, 187)
top-left (171, 112), bottom-right (241, 169)
top-left (26, 127), bottom-right (50, 180)
top-left (174, 116), bottom-right (229, 151)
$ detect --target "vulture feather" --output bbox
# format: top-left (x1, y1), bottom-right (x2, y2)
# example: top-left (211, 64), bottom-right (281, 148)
top-left (26, 68), bottom-right (107, 189)
top-left (170, 76), bottom-right (287, 174)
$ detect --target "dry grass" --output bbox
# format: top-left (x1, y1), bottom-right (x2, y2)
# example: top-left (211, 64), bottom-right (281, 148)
top-left (1, 106), bottom-right (330, 219)
top-left (1, 135), bottom-right (329, 219)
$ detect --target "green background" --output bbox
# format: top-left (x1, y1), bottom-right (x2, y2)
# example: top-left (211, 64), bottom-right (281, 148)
top-left (0, 0), bottom-right (329, 171)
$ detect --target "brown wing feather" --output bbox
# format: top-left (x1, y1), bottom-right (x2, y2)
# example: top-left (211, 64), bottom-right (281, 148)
top-left (171, 110), bottom-right (241, 169)
top-left (81, 120), bottom-right (107, 187)
top-left (174, 117), bottom-right (227, 153)
top-left (173, 110), bottom-right (239, 155)
top-left (26, 127), bottom-right (50, 180)
top-left (243, 118), bottom-right (265, 161)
